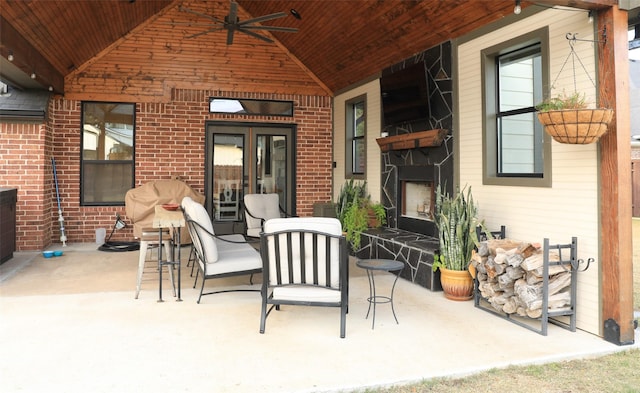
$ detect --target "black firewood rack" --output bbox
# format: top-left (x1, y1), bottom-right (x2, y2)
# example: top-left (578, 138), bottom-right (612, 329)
top-left (474, 237), bottom-right (592, 336)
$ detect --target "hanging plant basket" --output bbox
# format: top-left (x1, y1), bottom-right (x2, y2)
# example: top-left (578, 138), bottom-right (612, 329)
top-left (536, 108), bottom-right (613, 144)
top-left (534, 32), bottom-right (614, 145)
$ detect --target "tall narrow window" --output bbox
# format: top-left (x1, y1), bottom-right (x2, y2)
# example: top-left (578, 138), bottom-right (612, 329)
top-left (346, 95), bottom-right (366, 178)
top-left (482, 28), bottom-right (551, 187)
top-left (81, 102), bottom-right (135, 205)
top-left (497, 44), bottom-right (543, 176)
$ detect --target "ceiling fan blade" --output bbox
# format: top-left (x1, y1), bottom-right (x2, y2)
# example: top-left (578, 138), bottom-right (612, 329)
top-left (227, 29), bottom-right (235, 45)
top-left (169, 22), bottom-right (225, 27)
top-left (186, 27), bottom-right (225, 39)
top-left (180, 6), bottom-right (225, 24)
top-left (228, 1), bottom-right (239, 24)
top-left (181, 1), bottom-right (295, 45)
top-left (242, 25), bottom-right (298, 33)
top-left (238, 12), bottom-right (288, 26)
top-left (238, 28), bottom-right (274, 43)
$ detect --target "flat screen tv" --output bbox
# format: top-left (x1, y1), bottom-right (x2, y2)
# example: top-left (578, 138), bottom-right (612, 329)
top-left (380, 61), bottom-right (430, 127)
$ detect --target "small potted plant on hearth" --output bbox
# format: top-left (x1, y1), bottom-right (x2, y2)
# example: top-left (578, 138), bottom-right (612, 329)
top-left (535, 90), bottom-right (613, 144)
top-left (335, 179), bottom-right (386, 252)
top-left (432, 184), bottom-right (479, 301)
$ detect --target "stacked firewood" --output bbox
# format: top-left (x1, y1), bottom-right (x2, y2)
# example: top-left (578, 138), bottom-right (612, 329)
top-left (471, 239), bottom-right (573, 319)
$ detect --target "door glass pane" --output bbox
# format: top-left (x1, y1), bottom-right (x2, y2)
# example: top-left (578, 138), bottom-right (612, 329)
top-left (213, 134), bottom-right (244, 221)
top-left (257, 134), bottom-right (288, 209)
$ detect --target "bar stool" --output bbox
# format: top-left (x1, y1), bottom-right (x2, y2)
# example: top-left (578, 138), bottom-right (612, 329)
top-left (134, 227), bottom-right (175, 299)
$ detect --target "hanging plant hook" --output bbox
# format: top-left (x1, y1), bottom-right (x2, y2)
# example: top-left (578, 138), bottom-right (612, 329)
top-left (552, 32), bottom-right (606, 94)
top-left (565, 28), bottom-right (607, 45)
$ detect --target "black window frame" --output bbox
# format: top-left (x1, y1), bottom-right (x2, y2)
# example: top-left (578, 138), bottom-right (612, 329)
top-left (482, 28), bottom-right (552, 187)
top-left (209, 97), bottom-right (294, 117)
top-left (345, 95), bottom-right (366, 179)
top-left (80, 101), bottom-right (136, 206)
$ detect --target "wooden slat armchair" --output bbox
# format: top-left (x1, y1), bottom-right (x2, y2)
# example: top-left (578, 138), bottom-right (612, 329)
top-left (259, 217), bottom-right (349, 338)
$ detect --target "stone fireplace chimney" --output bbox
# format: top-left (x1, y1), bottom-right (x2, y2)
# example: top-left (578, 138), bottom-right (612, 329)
top-left (379, 41), bottom-right (454, 237)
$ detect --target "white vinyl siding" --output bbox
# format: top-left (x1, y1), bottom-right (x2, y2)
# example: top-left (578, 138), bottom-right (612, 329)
top-left (456, 9), bottom-right (600, 334)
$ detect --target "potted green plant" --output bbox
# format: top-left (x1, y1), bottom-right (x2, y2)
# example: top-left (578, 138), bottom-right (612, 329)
top-left (335, 179), bottom-right (386, 251)
top-left (335, 178), bottom-right (367, 224)
top-left (367, 202), bottom-right (386, 228)
top-left (535, 91), bottom-right (613, 144)
top-left (432, 185), bottom-right (479, 301)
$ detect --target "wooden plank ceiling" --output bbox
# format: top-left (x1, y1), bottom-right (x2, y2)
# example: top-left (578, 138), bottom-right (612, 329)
top-left (0, 0), bottom-right (616, 96)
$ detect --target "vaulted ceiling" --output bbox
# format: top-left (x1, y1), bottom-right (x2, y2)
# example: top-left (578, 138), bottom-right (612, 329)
top-left (0, 0), bottom-right (618, 96)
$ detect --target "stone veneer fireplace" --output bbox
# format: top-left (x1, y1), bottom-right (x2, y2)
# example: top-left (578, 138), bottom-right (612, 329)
top-left (355, 41), bottom-right (454, 291)
top-left (381, 41), bottom-right (454, 237)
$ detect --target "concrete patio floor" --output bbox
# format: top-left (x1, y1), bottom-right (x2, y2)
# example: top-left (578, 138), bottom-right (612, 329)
top-left (1, 243), bottom-right (638, 393)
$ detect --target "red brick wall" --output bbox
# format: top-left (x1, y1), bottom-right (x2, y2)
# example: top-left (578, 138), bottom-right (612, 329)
top-left (3, 88), bottom-right (333, 250)
top-left (0, 121), bottom-right (51, 250)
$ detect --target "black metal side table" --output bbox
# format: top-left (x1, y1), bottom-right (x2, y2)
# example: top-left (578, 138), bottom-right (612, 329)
top-left (356, 258), bottom-right (404, 329)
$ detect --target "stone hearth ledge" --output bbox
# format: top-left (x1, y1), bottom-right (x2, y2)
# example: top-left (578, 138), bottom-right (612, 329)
top-left (355, 227), bottom-right (442, 291)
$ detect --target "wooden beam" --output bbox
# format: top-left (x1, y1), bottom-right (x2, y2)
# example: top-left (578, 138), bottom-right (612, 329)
top-left (528, 0), bottom-right (617, 10)
top-left (0, 15), bottom-right (64, 93)
top-left (597, 5), bottom-right (635, 345)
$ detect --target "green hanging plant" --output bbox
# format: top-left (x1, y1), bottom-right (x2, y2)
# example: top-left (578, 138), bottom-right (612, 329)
top-left (535, 91), bottom-right (588, 112)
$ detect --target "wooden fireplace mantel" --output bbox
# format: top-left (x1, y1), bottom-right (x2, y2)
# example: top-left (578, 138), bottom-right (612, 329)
top-left (376, 129), bottom-right (448, 152)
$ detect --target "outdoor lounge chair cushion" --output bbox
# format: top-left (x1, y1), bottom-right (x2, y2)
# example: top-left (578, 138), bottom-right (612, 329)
top-left (201, 234), bottom-right (262, 275)
top-left (244, 193), bottom-right (284, 238)
top-left (182, 196), bottom-right (218, 262)
top-left (272, 285), bottom-right (342, 303)
top-left (263, 217), bottom-right (343, 289)
top-left (182, 196), bottom-right (262, 275)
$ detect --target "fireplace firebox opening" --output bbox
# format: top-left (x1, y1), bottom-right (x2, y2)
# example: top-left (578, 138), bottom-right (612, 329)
top-left (402, 181), bottom-right (434, 221)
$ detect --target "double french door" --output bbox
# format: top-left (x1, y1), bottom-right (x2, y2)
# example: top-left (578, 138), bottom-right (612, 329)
top-left (205, 122), bottom-right (296, 228)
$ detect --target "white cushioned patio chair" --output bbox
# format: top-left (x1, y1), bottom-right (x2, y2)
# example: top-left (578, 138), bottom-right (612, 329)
top-left (243, 193), bottom-right (295, 238)
top-left (181, 197), bottom-right (262, 304)
top-left (259, 217), bottom-right (349, 338)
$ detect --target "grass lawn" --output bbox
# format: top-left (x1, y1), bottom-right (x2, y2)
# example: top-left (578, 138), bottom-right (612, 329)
top-left (364, 349), bottom-right (640, 393)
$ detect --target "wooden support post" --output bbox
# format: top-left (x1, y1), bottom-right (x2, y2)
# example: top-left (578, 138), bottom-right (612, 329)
top-left (597, 6), bottom-right (635, 345)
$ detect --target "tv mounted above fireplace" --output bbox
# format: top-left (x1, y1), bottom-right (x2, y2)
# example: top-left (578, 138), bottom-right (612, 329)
top-left (380, 61), bottom-right (430, 127)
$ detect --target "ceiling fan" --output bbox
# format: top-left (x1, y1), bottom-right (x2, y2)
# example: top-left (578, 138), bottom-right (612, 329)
top-left (179, 1), bottom-right (298, 45)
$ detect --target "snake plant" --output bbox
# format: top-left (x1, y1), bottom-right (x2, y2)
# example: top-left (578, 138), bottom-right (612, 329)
top-left (433, 185), bottom-right (479, 271)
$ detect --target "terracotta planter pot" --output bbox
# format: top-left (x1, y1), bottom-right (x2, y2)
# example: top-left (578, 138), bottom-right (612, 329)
top-left (439, 267), bottom-right (474, 301)
top-left (536, 108), bottom-right (613, 144)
